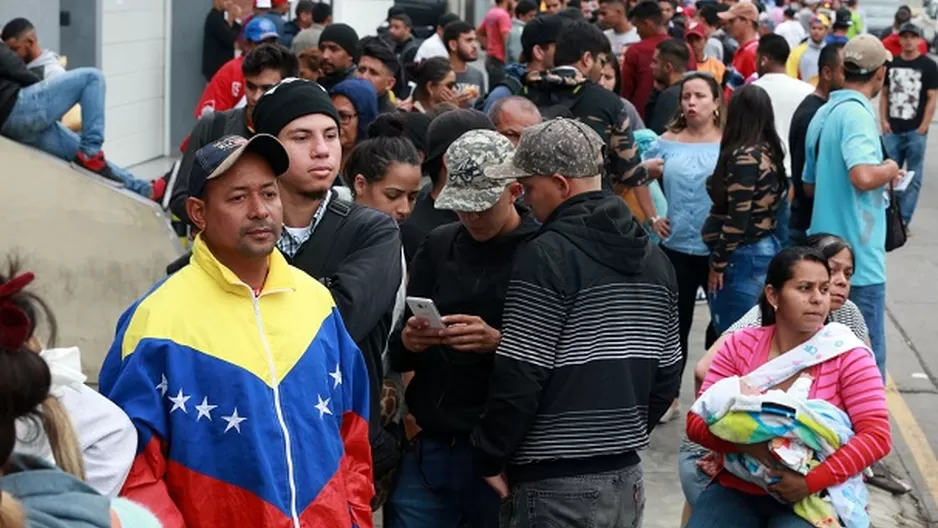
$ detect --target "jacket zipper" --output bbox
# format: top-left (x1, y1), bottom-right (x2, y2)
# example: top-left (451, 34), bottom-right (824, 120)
top-left (252, 288), bottom-right (300, 528)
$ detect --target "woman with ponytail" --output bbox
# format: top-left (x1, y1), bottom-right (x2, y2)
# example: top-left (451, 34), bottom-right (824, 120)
top-left (0, 260), bottom-right (160, 527)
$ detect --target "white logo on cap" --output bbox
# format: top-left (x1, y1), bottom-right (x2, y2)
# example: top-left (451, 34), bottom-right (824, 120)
top-left (214, 136), bottom-right (249, 150)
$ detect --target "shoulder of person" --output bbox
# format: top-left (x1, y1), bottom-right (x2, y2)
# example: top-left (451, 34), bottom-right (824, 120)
top-left (342, 198), bottom-right (401, 235)
top-left (730, 145), bottom-right (762, 164)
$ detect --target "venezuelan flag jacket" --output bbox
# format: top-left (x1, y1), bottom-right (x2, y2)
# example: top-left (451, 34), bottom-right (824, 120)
top-left (98, 237), bottom-right (374, 528)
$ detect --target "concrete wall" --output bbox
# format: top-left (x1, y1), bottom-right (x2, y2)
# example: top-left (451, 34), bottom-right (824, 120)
top-left (59, 0), bottom-right (100, 69)
top-left (0, 0), bottom-right (61, 51)
top-left (169, 0), bottom-right (211, 150)
top-left (0, 138), bottom-right (181, 382)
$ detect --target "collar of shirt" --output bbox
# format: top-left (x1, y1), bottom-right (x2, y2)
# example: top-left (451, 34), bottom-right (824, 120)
top-left (277, 189), bottom-right (333, 258)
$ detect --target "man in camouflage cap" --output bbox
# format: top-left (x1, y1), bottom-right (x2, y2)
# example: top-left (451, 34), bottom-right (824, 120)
top-left (435, 129), bottom-right (530, 241)
top-left (471, 117), bottom-right (681, 525)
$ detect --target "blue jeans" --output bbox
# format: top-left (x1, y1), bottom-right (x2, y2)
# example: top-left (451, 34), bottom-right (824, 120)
top-left (385, 435), bottom-right (500, 528)
top-left (0, 68), bottom-right (151, 197)
top-left (687, 482), bottom-right (812, 527)
top-left (884, 130), bottom-right (927, 224)
top-left (709, 236), bottom-right (780, 334)
top-left (774, 190), bottom-right (791, 247)
top-left (678, 444), bottom-right (710, 506)
top-left (502, 465), bottom-right (645, 528)
top-left (850, 282), bottom-right (886, 380)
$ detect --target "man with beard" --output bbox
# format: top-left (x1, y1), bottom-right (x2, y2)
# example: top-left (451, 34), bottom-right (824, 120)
top-left (169, 44), bottom-right (299, 225)
top-left (319, 23), bottom-right (360, 89)
top-left (445, 21), bottom-right (486, 107)
top-left (252, 78), bottom-right (405, 503)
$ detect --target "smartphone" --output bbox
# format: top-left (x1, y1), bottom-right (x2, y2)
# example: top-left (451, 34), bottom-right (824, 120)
top-left (406, 297), bottom-right (445, 329)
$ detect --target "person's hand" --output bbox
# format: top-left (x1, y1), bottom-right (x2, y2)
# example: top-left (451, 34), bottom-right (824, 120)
top-left (455, 90), bottom-right (474, 108)
top-left (643, 158), bottom-right (664, 179)
top-left (881, 120), bottom-right (892, 135)
top-left (439, 315), bottom-right (501, 352)
top-left (484, 473), bottom-right (510, 498)
top-left (708, 269), bottom-right (723, 293)
top-left (403, 412), bottom-right (422, 441)
top-left (401, 316), bottom-right (444, 353)
top-left (882, 159), bottom-right (900, 186)
top-left (651, 217), bottom-right (671, 239)
top-left (439, 84), bottom-right (458, 103)
top-left (917, 125), bottom-right (929, 136)
top-left (735, 441), bottom-right (777, 469)
top-left (396, 96), bottom-right (414, 112)
top-left (768, 467), bottom-right (812, 503)
top-left (227, 2), bottom-right (243, 20)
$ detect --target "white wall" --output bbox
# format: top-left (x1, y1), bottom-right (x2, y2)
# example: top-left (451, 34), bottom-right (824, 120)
top-left (332, 0), bottom-right (391, 42)
top-left (101, 0), bottom-right (166, 167)
top-left (0, 0), bottom-right (60, 51)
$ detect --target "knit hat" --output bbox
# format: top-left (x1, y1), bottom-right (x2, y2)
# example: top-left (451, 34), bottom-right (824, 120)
top-left (329, 78), bottom-right (379, 143)
top-left (425, 109), bottom-right (495, 164)
top-left (253, 78), bottom-right (341, 136)
top-left (319, 23), bottom-right (360, 62)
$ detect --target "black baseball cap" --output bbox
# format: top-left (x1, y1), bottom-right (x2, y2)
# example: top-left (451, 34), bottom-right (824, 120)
top-left (424, 109), bottom-right (495, 164)
top-left (188, 134), bottom-right (290, 198)
top-left (899, 22), bottom-right (923, 37)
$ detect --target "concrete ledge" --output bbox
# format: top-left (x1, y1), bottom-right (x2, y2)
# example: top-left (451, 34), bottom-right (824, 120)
top-left (0, 137), bottom-right (182, 382)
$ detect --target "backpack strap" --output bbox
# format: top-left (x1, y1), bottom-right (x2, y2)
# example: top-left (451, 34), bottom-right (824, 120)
top-left (295, 192), bottom-right (353, 280)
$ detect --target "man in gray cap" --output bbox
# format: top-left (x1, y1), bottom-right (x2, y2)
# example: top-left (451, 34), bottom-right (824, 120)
top-left (470, 117), bottom-right (681, 526)
top-left (387, 129), bottom-right (539, 526)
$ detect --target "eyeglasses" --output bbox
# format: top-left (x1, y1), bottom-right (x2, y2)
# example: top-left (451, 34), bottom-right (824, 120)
top-left (444, 81), bottom-right (458, 90)
top-left (338, 111), bottom-right (358, 124)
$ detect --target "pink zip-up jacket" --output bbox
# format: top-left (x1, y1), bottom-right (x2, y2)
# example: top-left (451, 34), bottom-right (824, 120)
top-left (686, 325), bottom-right (891, 495)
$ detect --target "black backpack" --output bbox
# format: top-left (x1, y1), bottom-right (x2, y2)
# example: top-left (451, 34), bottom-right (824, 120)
top-left (520, 83), bottom-right (583, 119)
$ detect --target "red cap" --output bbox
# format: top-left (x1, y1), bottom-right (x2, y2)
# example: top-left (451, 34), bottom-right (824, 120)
top-left (685, 21), bottom-right (707, 39)
top-left (272, 0), bottom-right (289, 5)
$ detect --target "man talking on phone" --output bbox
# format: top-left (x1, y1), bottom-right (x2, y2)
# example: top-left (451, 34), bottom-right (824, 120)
top-left (386, 130), bottom-right (539, 527)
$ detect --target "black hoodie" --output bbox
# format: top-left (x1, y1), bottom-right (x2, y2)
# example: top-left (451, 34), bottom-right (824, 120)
top-left (471, 191), bottom-right (682, 483)
top-left (0, 43), bottom-right (40, 127)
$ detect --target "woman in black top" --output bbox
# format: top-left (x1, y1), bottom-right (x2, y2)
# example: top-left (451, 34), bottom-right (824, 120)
top-left (702, 84), bottom-right (786, 334)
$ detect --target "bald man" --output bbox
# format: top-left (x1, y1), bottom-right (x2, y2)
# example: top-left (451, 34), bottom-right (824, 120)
top-left (490, 96), bottom-right (542, 146)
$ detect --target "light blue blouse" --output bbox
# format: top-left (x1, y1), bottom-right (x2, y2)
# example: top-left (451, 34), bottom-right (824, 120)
top-left (647, 138), bottom-right (719, 256)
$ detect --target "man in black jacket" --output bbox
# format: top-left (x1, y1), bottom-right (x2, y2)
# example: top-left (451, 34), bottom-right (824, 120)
top-left (252, 78), bottom-right (404, 497)
top-left (387, 129), bottom-right (540, 527)
top-left (202, 0), bottom-right (243, 81)
top-left (0, 43), bottom-right (151, 196)
top-left (170, 44), bottom-right (299, 223)
top-left (473, 118), bottom-right (682, 525)
top-left (520, 20), bottom-right (647, 192)
top-left (318, 23), bottom-right (359, 90)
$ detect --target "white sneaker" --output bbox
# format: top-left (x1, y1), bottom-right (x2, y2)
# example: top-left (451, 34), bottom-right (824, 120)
top-left (659, 400), bottom-right (681, 424)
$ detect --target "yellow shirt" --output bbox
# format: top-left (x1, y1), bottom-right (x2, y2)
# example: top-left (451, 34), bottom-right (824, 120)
top-left (697, 56), bottom-right (726, 85)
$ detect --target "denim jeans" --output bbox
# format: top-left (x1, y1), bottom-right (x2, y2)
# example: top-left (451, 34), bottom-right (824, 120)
top-left (385, 435), bottom-right (500, 528)
top-left (708, 236), bottom-right (780, 334)
top-left (884, 130), bottom-right (927, 224)
top-left (502, 464), bottom-right (645, 528)
top-left (774, 192), bottom-right (791, 247)
top-left (686, 482), bottom-right (812, 528)
top-left (0, 68), bottom-right (151, 197)
top-left (677, 444), bottom-right (710, 507)
top-left (850, 282), bottom-right (886, 380)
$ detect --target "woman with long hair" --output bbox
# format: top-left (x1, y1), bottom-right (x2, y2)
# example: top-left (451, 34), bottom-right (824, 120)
top-left (0, 262), bottom-right (159, 527)
top-left (703, 84), bottom-right (787, 335)
top-left (643, 72), bottom-right (724, 424)
top-left (686, 247), bottom-right (890, 527)
top-left (405, 57), bottom-right (458, 113)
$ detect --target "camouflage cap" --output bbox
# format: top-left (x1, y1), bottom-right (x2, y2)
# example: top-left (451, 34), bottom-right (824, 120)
top-left (485, 118), bottom-right (604, 181)
top-left (435, 130), bottom-right (515, 213)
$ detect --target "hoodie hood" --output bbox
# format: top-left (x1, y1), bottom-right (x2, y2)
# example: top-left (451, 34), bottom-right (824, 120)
top-left (0, 454), bottom-right (112, 528)
top-left (27, 50), bottom-right (61, 70)
top-left (543, 191), bottom-right (653, 274)
top-left (329, 77), bottom-right (378, 143)
top-left (504, 62), bottom-right (527, 81)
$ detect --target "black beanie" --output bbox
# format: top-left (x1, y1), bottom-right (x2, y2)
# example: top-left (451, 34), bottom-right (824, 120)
top-left (319, 23), bottom-right (360, 62)
top-left (253, 78), bottom-right (341, 136)
top-left (425, 109), bottom-right (495, 162)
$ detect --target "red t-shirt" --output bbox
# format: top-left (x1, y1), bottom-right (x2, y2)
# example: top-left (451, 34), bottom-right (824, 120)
top-left (479, 6), bottom-right (512, 63)
top-left (621, 34), bottom-right (697, 119)
top-left (194, 56), bottom-right (245, 119)
top-left (733, 37), bottom-right (759, 80)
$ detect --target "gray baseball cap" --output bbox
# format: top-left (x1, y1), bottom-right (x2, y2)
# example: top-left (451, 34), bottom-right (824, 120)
top-left (435, 130), bottom-right (515, 213)
top-left (485, 118), bottom-right (605, 181)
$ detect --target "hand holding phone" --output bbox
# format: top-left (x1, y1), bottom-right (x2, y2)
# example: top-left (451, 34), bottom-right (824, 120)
top-left (406, 297), bottom-right (445, 329)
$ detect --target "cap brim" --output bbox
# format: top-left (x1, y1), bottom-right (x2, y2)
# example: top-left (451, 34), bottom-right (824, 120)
top-left (483, 158), bottom-right (535, 182)
top-left (249, 32), bottom-right (280, 42)
top-left (435, 185), bottom-right (506, 213)
top-left (207, 133), bottom-right (291, 182)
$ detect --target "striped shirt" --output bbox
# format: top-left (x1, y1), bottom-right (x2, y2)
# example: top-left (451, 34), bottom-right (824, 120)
top-left (686, 325), bottom-right (891, 495)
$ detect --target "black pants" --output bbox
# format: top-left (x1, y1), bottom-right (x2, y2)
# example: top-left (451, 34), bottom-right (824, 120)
top-left (661, 245), bottom-right (710, 382)
top-left (485, 56), bottom-right (505, 90)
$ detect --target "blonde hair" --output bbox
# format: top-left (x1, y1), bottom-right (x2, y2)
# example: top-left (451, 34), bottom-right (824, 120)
top-left (0, 491), bottom-right (25, 528)
top-left (42, 396), bottom-right (85, 481)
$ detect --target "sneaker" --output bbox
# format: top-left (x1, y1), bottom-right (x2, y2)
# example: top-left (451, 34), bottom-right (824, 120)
top-left (73, 151), bottom-right (124, 186)
top-left (150, 176), bottom-right (168, 204)
top-left (868, 461), bottom-right (911, 495)
top-left (696, 287), bottom-right (707, 304)
top-left (659, 400), bottom-right (681, 424)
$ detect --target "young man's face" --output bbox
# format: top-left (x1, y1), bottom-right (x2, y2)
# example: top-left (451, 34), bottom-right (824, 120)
top-left (900, 32), bottom-right (922, 53)
top-left (4, 32), bottom-right (38, 63)
top-left (320, 41), bottom-right (353, 74)
top-left (357, 55), bottom-right (395, 96)
top-left (809, 20), bottom-right (829, 42)
top-left (686, 33), bottom-right (706, 59)
top-left (597, 2), bottom-right (623, 29)
top-left (650, 49), bottom-right (669, 84)
top-left (453, 30), bottom-right (479, 62)
top-left (389, 19), bottom-right (411, 42)
top-left (545, 0), bottom-right (565, 14)
top-left (277, 114), bottom-right (342, 198)
top-left (245, 69), bottom-right (284, 115)
top-left (659, 0), bottom-right (675, 22)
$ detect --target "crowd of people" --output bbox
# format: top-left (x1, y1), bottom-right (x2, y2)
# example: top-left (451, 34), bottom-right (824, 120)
top-left (0, 0), bottom-right (931, 525)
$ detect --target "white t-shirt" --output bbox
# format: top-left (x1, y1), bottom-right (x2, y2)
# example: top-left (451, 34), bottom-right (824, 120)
top-left (604, 27), bottom-right (640, 58)
top-left (775, 20), bottom-right (807, 50)
top-left (752, 73), bottom-right (815, 175)
top-left (414, 33), bottom-right (450, 63)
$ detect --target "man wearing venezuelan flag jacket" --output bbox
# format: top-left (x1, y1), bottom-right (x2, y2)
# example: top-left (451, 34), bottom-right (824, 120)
top-left (99, 133), bottom-right (374, 528)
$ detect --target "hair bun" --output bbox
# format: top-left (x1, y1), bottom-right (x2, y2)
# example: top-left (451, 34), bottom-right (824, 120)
top-left (367, 114), bottom-right (407, 139)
